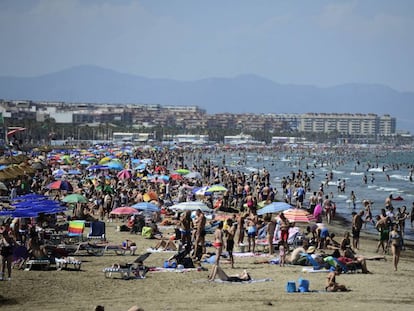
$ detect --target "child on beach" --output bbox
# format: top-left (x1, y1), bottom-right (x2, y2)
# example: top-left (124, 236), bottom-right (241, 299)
top-left (279, 244), bottom-right (286, 267)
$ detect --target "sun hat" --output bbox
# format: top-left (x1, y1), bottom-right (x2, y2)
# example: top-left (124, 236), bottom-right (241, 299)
top-left (306, 246), bottom-right (316, 254)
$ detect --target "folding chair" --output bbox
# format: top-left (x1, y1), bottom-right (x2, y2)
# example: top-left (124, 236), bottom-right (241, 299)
top-left (87, 221), bottom-right (106, 241)
top-left (67, 220), bottom-right (86, 242)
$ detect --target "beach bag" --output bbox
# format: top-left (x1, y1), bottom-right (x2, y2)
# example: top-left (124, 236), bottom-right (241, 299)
top-left (141, 226), bottom-right (153, 239)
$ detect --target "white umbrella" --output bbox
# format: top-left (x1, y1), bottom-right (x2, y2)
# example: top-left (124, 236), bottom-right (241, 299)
top-left (170, 201), bottom-right (211, 213)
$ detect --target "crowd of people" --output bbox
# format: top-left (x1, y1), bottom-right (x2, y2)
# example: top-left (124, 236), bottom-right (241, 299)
top-left (0, 142), bottom-right (412, 286)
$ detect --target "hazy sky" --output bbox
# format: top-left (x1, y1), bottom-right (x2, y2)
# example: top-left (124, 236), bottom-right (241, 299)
top-left (1, 0), bottom-right (414, 92)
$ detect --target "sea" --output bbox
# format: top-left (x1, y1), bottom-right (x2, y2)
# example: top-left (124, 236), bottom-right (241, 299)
top-left (188, 144), bottom-right (414, 240)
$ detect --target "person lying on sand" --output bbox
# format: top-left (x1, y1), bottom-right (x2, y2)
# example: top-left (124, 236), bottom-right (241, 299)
top-left (208, 264), bottom-right (251, 282)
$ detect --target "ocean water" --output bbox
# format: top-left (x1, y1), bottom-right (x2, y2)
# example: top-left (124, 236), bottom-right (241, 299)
top-left (193, 146), bottom-right (414, 240)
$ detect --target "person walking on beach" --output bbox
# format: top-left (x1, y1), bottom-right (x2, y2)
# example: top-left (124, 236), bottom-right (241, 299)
top-left (352, 211), bottom-right (364, 250)
top-left (389, 224), bottom-right (402, 271)
top-left (0, 228), bottom-right (15, 281)
top-left (350, 191), bottom-right (357, 209)
top-left (375, 215), bottom-right (388, 254)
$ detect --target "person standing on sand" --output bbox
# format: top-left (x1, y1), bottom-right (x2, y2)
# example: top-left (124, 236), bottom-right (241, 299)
top-left (0, 228), bottom-right (15, 281)
top-left (265, 215), bottom-right (276, 255)
top-left (389, 224), bottom-right (402, 271)
top-left (212, 221), bottom-right (224, 265)
top-left (352, 211), bottom-right (364, 250)
top-left (375, 215), bottom-right (389, 254)
top-left (193, 209), bottom-right (206, 257)
top-left (224, 218), bottom-right (236, 268)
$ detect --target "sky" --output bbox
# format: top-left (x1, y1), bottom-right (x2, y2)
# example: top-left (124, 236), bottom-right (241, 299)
top-left (0, 0), bottom-right (414, 92)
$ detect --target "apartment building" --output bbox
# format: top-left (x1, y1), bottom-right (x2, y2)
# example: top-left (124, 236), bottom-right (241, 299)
top-left (298, 113), bottom-right (395, 136)
top-left (0, 100), bottom-right (397, 136)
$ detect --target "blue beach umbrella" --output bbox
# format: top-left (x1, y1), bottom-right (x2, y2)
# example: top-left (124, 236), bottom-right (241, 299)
top-left (131, 202), bottom-right (160, 213)
top-left (257, 202), bottom-right (293, 216)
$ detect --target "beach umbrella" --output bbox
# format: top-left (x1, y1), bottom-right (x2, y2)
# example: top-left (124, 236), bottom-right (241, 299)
top-left (170, 201), bottom-right (211, 213)
top-left (134, 163), bottom-right (147, 171)
top-left (257, 201), bottom-right (293, 216)
top-left (169, 173), bottom-right (183, 181)
top-left (98, 157), bottom-right (112, 164)
top-left (143, 191), bottom-right (158, 202)
top-left (46, 180), bottom-right (73, 192)
top-left (95, 184), bottom-right (114, 194)
top-left (86, 164), bottom-right (109, 171)
top-left (282, 208), bottom-right (316, 223)
top-left (185, 171), bottom-right (202, 179)
top-left (106, 161), bottom-right (124, 170)
top-left (7, 127), bottom-right (26, 137)
top-left (206, 184), bottom-right (228, 193)
top-left (132, 202), bottom-right (160, 213)
top-left (62, 193), bottom-right (88, 204)
top-left (110, 206), bottom-right (140, 215)
top-left (117, 169), bottom-right (132, 180)
top-left (175, 168), bottom-right (190, 175)
top-left (149, 175), bottom-right (169, 183)
top-left (67, 169), bottom-right (82, 175)
top-left (52, 168), bottom-right (67, 177)
top-left (12, 193), bottom-right (48, 202)
top-left (192, 186), bottom-right (209, 196)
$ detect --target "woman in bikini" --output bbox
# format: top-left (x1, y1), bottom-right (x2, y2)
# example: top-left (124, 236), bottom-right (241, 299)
top-left (213, 221), bottom-right (224, 265)
top-left (389, 224), bottom-right (402, 271)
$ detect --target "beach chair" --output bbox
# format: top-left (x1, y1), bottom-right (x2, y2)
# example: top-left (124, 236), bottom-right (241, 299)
top-left (55, 257), bottom-right (82, 270)
top-left (301, 253), bottom-right (324, 270)
top-left (87, 221), bottom-right (106, 241)
top-left (24, 259), bottom-right (51, 271)
top-left (66, 220), bottom-right (86, 242)
top-left (102, 252), bottom-right (151, 279)
top-left (12, 245), bottom-right (29, 269)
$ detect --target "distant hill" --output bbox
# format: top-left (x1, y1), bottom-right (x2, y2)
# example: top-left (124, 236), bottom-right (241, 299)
top-left (0, 65), bottom-right (413, 131)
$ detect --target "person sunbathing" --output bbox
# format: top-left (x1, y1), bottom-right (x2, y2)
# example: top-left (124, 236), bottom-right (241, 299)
top-left (208, 264), bottom-right (251, 282)
top-left (325, 268), bottom-right (348, 292)
top-left (152, 238), bottom-right (177, 251)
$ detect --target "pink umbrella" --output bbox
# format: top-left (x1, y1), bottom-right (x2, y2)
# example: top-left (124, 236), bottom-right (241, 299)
top-left (117, 169), bottom-right (132, 180)
top-left (110, 206), bottom-right (140, 215)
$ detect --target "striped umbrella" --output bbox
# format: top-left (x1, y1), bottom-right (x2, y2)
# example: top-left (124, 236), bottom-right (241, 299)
top-left (282, 208), bottom-right (316, 223)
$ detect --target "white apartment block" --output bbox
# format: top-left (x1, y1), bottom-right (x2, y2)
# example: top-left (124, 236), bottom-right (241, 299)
top-left (297, 113), bottom-right (395, 136)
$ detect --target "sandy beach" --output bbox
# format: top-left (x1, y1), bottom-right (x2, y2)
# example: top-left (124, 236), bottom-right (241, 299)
top-left (1, 213), bottom-right (413, 311)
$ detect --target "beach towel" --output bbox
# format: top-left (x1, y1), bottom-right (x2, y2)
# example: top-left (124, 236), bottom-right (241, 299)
top-left (193, 278), bottom-right (273, 284)
top-left (301, 267), bottom-right (329, 273)
top-left (232, 252), bottom-right (270, 258)
top-left (212, 278), bottom-right (273, 284)
top-left (146, 248), bottom-right (176, 253)
top-left (148, 267), bottom-right (198, 273)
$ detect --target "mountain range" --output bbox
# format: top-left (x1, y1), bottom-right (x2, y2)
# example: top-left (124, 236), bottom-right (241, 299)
top-left (0, 65), bottom-right (413, 132)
